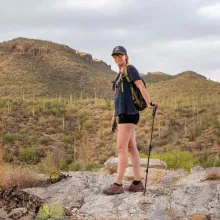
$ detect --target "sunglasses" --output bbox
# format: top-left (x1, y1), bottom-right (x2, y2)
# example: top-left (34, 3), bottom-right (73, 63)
top-left (112, 53), bottom-right (124, 59)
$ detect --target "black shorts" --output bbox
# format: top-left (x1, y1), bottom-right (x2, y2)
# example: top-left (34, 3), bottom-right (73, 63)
top-left (118, 113), bottom-right (140, 125)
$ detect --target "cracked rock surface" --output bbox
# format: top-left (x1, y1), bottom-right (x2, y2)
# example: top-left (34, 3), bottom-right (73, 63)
top-left (22, 168), bottom-right (220, 220)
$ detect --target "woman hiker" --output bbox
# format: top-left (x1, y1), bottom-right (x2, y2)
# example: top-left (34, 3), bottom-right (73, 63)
top-left (103, 46), bottom-right (156, 195)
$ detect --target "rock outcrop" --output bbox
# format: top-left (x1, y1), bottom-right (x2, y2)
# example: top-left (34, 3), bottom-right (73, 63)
top-left (20, 167), bottom-right (220, 220)
top-left (76, 51), bottom-right (111, 70)
top-left (1, 159), bottom-right (220, 219)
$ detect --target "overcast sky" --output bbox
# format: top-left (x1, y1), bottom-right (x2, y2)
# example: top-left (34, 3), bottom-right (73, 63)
top-left (0, 0), bottom-right (220, 81)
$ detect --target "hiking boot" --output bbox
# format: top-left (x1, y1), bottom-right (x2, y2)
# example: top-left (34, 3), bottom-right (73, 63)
top-left (124, 181), bottom-right (144, 192)
top-left (103, 184), bottom-right (124, 195)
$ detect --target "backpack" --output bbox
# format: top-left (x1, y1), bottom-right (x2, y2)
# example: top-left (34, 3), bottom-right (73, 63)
top-left (124, 65), bottom-right (147, 111)
top-left (112, 65), bottom-right (147, 111)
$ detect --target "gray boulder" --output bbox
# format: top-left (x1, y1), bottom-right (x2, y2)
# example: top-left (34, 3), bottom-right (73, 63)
top-left (104, 157), bottom-right (167, 174)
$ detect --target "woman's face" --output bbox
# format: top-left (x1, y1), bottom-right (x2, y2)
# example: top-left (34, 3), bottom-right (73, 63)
top-left (112, 54), bottom-right (127, 66)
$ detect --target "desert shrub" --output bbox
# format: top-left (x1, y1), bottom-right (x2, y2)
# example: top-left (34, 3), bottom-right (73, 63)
top-left (84, 119), bottom-right (93, 129)
top-left (3, 133), bottom-right (20, 142)
top-left (94, 100), bottom-right (109, 110)
top-left (40, 148), bottom-right (64, 178)
top-left (19, 148), bottom-right (41, 164)
top-left (63, 135), bottom-right (73, 144)
top-left (39, 136), bottom-right (51, 145)
top-left (0, 100), bottom-right (7, 108)
top-left (140, 149), bottom-right (198, 171)
top-left (68, 161), bottom-right (102, 171)
top-left (200, 156), bottom-right (220, 168)
top-left (2, 148), bottom-right (14, 162)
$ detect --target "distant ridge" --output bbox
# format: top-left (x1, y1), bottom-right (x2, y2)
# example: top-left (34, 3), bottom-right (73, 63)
top-left (176, 71), bottom-right (207, 80)
top-left (150, 71), bottom-right (170, 76)
top-left (0, 37), bottom-right (116, 98)
top-left (0, 37), bottom-right (215, 99)
top-left (142, 71), bottom-right (173, 83)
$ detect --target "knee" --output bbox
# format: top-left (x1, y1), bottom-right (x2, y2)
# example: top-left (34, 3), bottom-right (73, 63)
top-left (117, 144), bottom-right (127, 154)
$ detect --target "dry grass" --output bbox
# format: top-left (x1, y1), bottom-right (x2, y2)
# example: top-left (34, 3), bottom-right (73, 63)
top-left (167, 209), bottom-right (175, 218)
top-left (150, 169), bottom-right (166, 183)
top-left (0, 148), bottom-right (5, 179)
top-left (43, 148), bottom-right (64, 178)
top-left (0, 148), bottom-right (46, 189)
top-left (78, 134), bottom-right (94, 164)
top-left (0, 166), bottom-right (46, 189)
top-left (206, 168), bottom-right (220, 181)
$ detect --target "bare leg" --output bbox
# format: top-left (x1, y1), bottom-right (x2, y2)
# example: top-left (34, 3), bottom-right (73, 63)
top-left (114, 123), bottom-right (134, 184)
top-left (128, 128), bottom-right (141, 181)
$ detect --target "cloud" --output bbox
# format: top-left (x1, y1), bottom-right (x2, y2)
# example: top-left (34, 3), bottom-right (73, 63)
top-left (119, 38), bottom-right (220, 80)
top-left (198, 2), bottom-right (220, 19)
top-left (0, 0), bottom-right (220, 81)
top-left (53, 0), bottom-right (132, 10)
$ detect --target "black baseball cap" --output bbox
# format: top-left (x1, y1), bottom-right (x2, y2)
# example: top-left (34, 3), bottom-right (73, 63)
top-left (111, 46), bottom-right (127, 56)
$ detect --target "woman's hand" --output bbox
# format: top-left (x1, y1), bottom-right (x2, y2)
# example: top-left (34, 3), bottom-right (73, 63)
top-left (149, 102), bottom-right (164, 115)
top-left (110, 116), bottom-right (117, 132)
top-left (110, 116), bottom-right (116, 128)
top-left (147, 102), bottom-right (155, 109)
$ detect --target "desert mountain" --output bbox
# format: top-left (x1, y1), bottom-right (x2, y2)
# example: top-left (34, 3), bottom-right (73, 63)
top-left (0, 38), bottom-right (116, 99)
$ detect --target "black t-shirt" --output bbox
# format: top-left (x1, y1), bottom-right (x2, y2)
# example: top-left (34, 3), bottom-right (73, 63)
top-left (114, 65), bottom-right (142, 116)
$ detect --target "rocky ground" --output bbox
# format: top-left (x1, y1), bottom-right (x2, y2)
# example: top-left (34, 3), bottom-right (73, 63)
top-left (0, 159), bottom-right (220, 220)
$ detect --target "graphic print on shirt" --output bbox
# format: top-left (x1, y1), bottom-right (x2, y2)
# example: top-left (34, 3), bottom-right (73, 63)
top-left (114, 79), bottom-right (120, 105)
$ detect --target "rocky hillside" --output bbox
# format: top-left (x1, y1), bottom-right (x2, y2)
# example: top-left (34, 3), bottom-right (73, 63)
top-left (0, 75), bottom-right (219, 169)
top-left (0, 38), bottom-right (116, 99)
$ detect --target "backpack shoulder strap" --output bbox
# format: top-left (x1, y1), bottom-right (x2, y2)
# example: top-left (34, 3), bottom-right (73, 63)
top-left (112, 72), bottom-right (120, 91)
top-left (120, 65), bottom-right (131, 92)
top-left (124, 65), bottom-right (132, 83)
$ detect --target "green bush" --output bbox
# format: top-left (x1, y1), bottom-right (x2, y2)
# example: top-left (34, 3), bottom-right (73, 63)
top-left (140, 150), bottom-right (198, 171)
top-left (200, 157), bottom-right (220, 168)
top-left (3, 133), bottom-right (21, 142)
top-left (0, 100), bottom-right (7, 108)
top-left (68, 162), bottom-right (102, 171)
top-left (19, 148), bottom-right (41, 164)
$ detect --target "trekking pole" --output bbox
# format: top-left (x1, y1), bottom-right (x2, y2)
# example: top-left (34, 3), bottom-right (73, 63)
top-left (143, 104), bottom-right (157, 196)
